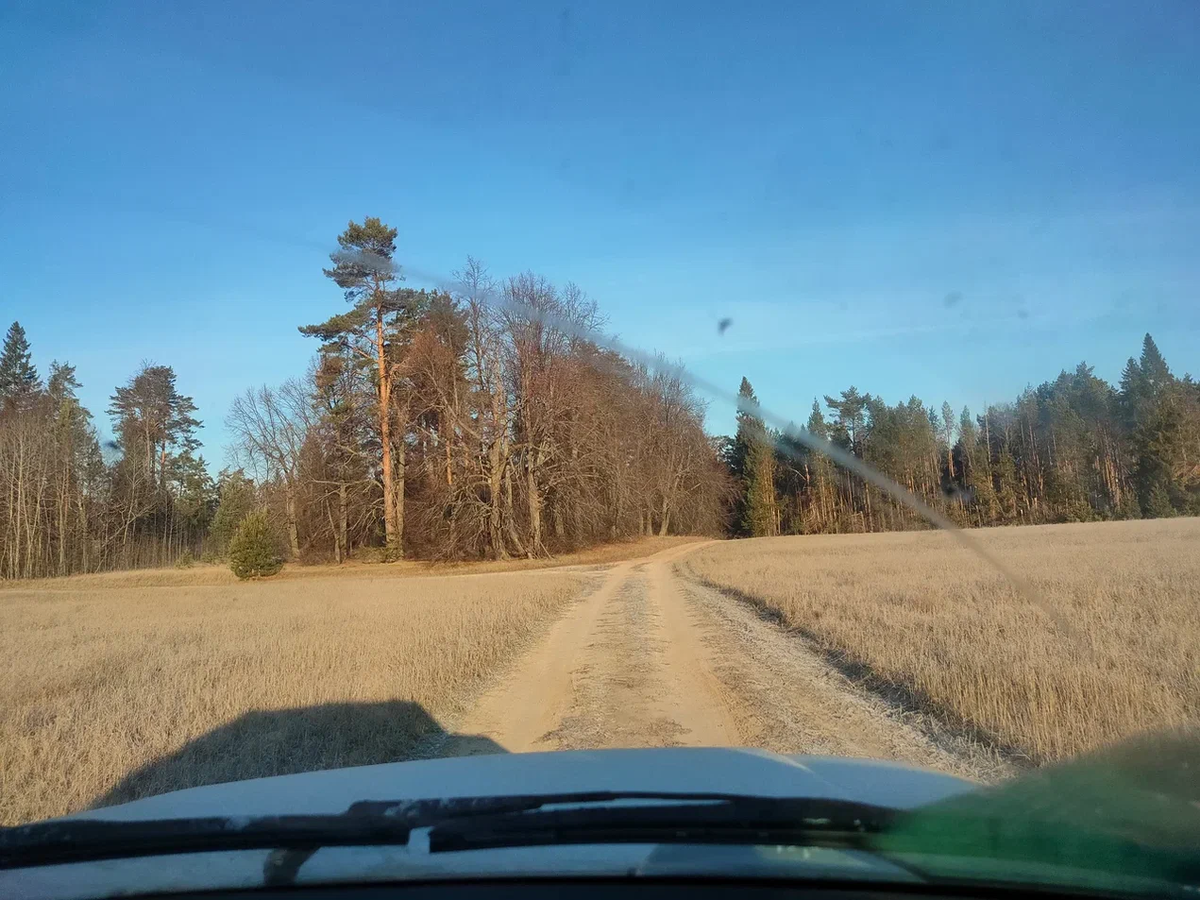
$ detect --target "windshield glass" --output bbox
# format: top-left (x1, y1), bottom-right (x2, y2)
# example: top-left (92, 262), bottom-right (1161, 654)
top-left (1, 1), bottom-right (1197, 894)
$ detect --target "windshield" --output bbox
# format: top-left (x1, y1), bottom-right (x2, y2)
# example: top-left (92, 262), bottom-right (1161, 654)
top-left (1, 1), bottom-right (1198, 895)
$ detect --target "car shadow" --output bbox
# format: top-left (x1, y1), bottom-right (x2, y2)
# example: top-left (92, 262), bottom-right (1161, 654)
top-left (92, 700), bottom-right (505, 810)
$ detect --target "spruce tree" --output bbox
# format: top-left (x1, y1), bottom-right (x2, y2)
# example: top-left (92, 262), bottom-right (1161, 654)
top-left (1138, 333), bottom-right (1171, 395)
top-left (733, 378), bottom-right (778, 537)
top-left (0, 321), bottom-right (40, 410)
top-left (229, 510), bottom-right (284, 579)
top-left (804, 399), bottom-right (835, 531)
top-left (210, 469), bottom-right (257, 554)
top-left (995, 448), bottom-right (1020, 522)
top-left (1122, 335), bottom-right (1191, 516)
top-left (1144, 483), bottom-right (1176, 519)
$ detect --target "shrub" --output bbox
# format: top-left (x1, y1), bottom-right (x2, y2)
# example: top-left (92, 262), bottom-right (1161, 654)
top-left (1144, 483), bottom-right (1177, 519)
top-left (174, 550), bottom-right (195, 569)
top-left (228, 511), bottom-right (284, 580)
top-left (210, 470), bottom-right (256, 554)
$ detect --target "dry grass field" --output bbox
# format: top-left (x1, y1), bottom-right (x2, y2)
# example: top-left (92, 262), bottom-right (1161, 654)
top-left (0, 569), bottom-right (583, 825)
top-left (682, 518), bottom-right (1200, 765)
top-left (0, 535), bottom-right (700, 592)
top-left (4, 523), bottom-right (1197, 827)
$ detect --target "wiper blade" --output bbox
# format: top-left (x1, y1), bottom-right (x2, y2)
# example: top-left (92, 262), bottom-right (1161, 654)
top-left (351, 790), bottom-right (759, 820)
top-left (354, 790), bottom-right (890, 825)
top-left (0, 814), bottom-right (411, 869)
top-left (421, 795), bottom-right (897, 853)
top-left (0, 792), bottom-right (895, 869)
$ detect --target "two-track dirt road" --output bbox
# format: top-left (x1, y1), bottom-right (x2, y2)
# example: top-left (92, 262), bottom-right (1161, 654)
top-left (433, 542), bottom-right (1008, 780)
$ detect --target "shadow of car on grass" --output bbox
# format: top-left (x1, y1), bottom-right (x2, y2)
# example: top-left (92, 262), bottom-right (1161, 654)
top-left (92, 700), bottom-right (505, 810)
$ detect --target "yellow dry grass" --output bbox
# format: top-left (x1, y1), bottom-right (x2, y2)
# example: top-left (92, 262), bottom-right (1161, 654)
top-left (0, 535), bottom-right (701, 592)
top-left (682, 518), bottom-right (1200, 765)
top-left (0, 570), bottom-right (583, 825)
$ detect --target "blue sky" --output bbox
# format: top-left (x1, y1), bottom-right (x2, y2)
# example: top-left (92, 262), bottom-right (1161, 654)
top-left (3, 0), bottom-right (1198, 463)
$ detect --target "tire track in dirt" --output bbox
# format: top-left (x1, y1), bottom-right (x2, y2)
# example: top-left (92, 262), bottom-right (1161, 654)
top-left (436, 541), bottom-right (730, 755)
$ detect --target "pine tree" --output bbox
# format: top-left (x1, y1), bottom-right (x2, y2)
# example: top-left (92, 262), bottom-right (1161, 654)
top-left (301, 217), bottom-right (429, 557)
top-left (744, 431), bottom-right (779, 537)
top-left (995, 448), bottom-right (1020, 521)
top-left (940, 401), bottom-right (956, 484)
top-left (733, 378), bottom-right (778, 537)
top-left (1138, 333), bottom-right (1171, 396)
top-left (108, 364), bottom-right (201, 488)
top-left (1121, 334), bottom-right (1172, 430)
top-left (824, 387), bottom-right (869, 455)
top-left (803, 399), bottom-right (836, 531)
top-left (0, 321), bottom-right (40, 411)
top-left (958, 406), bottom-right (977, 470)
top-left (807, 399), bottom-right (829, 441)
top-left (957, 406), bottom-right (996, 524)
top-left (228, 510), bottom-right (284, 579)
top-left (727, 378), bottom-right (756, 485)
top-left (1144, 483), bottom-right (1176, 519)
top-left (971, 453), bottom-right (1000, 525)
top-left (172, 454), bottom-right (218, 543)
top-left (210, 469), bottom-right (257, 554)
top-left (1121, 336), bottom-right (1195, 516)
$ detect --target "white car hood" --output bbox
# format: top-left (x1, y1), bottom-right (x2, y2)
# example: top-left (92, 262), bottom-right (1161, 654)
top-left (74, 747), bottom-right (975, 822)
top-left (5, 749), bottom-right (978, 900)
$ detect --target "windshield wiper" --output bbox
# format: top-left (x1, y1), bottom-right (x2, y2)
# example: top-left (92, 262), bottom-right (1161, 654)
top-left (424, 795), bottom-right (896, 853)
top-left (0, 792), bottom-right (896, 870)
top-left (0, 813), bottom-right (412, 869)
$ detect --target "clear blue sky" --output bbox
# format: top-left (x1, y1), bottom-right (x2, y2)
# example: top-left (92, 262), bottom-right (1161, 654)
top-left (3, 0), bottom-right (1198, 463)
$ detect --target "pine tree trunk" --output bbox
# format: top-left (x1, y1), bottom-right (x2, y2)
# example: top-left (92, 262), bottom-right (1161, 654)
top-left (376, 313), bottom-right (399, 553)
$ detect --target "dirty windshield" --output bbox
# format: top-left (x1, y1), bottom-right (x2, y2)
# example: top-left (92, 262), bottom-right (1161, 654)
top-left (1, 1), bottom-right (1198, 889)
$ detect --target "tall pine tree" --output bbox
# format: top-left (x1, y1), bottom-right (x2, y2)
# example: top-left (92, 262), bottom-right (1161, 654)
top-left (733, 378), bottom-right (778, 537)
top-left (1121, 333), bottom-right (1194, 515)
top-left (301, 217), bottom-right (428, 557)
top-left (804, 399), bottom-right (836, 531)
top-left (1138, 334), bottom-right (1171, 396)
top-left (0, 321), bottom-right (40, 411)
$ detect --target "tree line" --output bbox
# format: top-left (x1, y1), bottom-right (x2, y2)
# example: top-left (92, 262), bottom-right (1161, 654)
top-left (0, 217), bottom-right (726, 577)
top-left (233, 219), bottom-right (726, 563)
top-left (3, 215), bottom-right (1197, 578)
top-left (727, 333), bottom-right (1200, 537)
top-left (0, 322), bottom-right (212, 578)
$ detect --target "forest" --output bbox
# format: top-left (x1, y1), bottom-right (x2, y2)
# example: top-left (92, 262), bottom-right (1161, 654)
top-left (2, 216), bottom-right (1198, 579)
top-left (729, 327), bottom-right (1200, 538)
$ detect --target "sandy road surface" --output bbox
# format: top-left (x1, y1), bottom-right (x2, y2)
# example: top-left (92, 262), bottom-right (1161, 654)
top-left (433, 542), bottom-right (1007, 780)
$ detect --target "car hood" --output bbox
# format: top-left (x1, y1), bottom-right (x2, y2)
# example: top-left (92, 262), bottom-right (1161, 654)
top-left (74, 747), bottom-right (977, 822)
top-left (5, 750), bottom-right (978, 900)
top-left (12, 736), bottom-right (1194, 900)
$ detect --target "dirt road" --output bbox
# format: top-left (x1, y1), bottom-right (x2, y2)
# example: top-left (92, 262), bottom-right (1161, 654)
top-left (435, 543), bottom-right (1008, 780)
